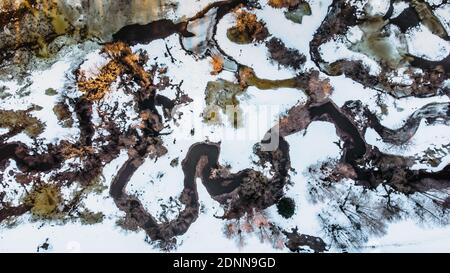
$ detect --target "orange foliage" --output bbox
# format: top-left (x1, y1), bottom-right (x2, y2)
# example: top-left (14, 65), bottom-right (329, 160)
top-left (61, 143), bottom-right (95, 159)
top-left (210, 54), bottom-right (224, 75)
top-left (227, 9), bottom-right (268, 44)
top-left (78, 41), bottom-right (153, 101)
top-left (103, 41), bottom-right (152, 88)
top-left (77, 60), bottom-right (123, 101)
top-left (268, 0), bottom-right (300, 8)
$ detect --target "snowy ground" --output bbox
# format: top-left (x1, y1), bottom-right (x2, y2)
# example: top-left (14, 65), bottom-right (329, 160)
top-left (1, 0), bottom-right (450, 252)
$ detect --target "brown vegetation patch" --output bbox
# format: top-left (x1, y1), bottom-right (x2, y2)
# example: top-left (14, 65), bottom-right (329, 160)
top-left (24, 184), bottom-right (62, 218)
top-left (53, 102), bottom-right (73, 128)
top-left (268, 0), bottom-right (301, 9)
top-left (266, 37), bottom-right (306, 70)
top-left (227, 10), bottom-right (269, 44)
top-left (77, 60), bottom-right (123, 101)
top-left (210, 54), bottom-right (224, 75)
top-left (0, 109), bottom-right (44, 138)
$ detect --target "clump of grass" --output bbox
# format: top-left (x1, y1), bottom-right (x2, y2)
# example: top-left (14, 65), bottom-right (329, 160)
top-left (45, 88), bottom-right (57, 96)
top-left (60, 143), bottom-right (95, 160)
top-left (24, 184), bottom-right (62, 219)
top-left (210, 54), bottom-right (224, 75)
top-left (77, 60), bottom-right (123, 101)
top-left (0, 109), bottom-right (45, 137)
top-left (227, 10), bottom-right (268, 44)
top-left (85, 174), bottom-right (108, 195)
top-left (53, 102), bottom-right (73, 128)
top-left (79, 210), bottom-right (104, 225)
